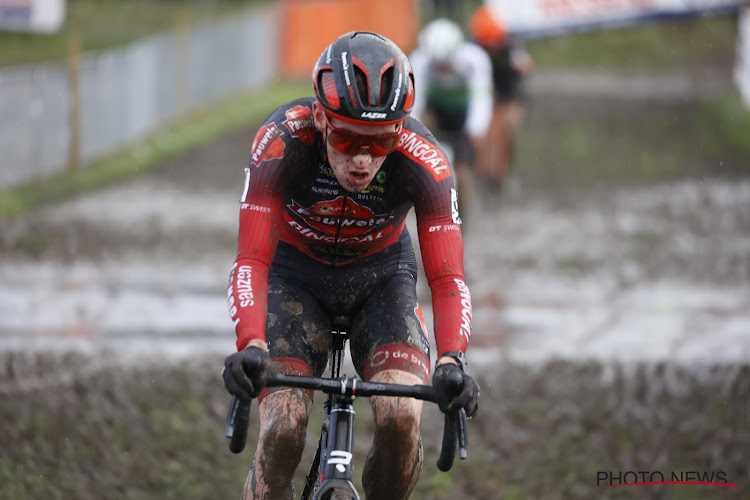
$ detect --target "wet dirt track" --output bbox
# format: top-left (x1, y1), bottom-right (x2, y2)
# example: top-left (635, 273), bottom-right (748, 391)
top-left (1, 70), bottom-right (749, 369)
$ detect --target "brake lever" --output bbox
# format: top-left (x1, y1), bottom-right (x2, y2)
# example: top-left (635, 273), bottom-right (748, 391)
top-left (457, 408), bottom-right (468, 460)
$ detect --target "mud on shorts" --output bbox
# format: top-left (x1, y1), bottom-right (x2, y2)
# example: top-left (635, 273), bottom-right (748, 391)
top-left (261, 234), bottom-right (431, 400)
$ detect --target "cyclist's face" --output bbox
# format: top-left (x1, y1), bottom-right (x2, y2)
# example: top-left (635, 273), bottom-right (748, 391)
top-left (313, 101), bottom-right (399, 193)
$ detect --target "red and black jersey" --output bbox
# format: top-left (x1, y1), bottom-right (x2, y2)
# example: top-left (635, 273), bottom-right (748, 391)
top-left (228, 97), bottom-right (472, 358)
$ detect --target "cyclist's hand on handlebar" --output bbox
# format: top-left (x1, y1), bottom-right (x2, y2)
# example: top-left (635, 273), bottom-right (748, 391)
top-left (222, 346), bottom-right (271, 400)
top-left (433, 363), bottom-right (479, 418)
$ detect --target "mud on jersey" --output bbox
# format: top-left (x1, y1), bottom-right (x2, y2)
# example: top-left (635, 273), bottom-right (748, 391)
top-left (228, 97), bottom-right (472, 358)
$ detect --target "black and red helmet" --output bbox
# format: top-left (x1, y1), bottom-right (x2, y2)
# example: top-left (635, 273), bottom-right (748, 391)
top-left (312, 31), bottom-right (415, 126)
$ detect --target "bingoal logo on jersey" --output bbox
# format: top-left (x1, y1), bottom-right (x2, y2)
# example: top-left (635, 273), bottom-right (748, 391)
top-left (398, 129), bottom-right (452, 182)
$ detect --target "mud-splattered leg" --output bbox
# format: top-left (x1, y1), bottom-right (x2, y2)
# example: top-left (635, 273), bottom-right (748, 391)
top-left (243, 388), bottom-right (312, 500)
top-left (362, 369), bottom-right (424, 499)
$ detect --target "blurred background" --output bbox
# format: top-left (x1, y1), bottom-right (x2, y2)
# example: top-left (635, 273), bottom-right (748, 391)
top-left (1, 0), bottom-right (749, 498)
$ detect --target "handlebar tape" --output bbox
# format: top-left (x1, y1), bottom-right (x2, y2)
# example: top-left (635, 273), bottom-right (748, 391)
top-left (224, 395), bottom-right (238, 439)
top-left (458, 408), bottom-right (469, 459)
top-left (228, 396), bottom-right (252, 454)
top-left (437, 412), bottom-right (458, 471)
top-left (437, 408), bottom-right (469, 471)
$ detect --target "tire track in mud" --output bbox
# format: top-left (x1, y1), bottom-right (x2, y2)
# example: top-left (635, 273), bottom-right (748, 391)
top-left (2, 76), bottom-right (749, 391)
top-left (2, 176), bottom-right (750, 370)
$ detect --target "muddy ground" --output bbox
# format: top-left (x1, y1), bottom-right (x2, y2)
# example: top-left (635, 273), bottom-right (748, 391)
top-left (1, 59), bottom-right (749, 498)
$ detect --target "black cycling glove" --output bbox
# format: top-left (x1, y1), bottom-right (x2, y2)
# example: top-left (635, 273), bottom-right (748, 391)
top-left (222, 346), bottom-right (272, 400)
top-left (433, 363), bottom-right (479, 418)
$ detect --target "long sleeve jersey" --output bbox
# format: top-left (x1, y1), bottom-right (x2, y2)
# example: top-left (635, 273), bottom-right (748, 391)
top-left (227, 97), bottom-right (472, 357)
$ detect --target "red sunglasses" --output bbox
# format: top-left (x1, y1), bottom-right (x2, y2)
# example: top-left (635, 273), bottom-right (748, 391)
top-left (324, 114), bottom-right (401, 157)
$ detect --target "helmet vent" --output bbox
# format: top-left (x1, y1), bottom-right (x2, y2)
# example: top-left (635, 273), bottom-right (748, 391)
top-left (379, 66), bottom-right (394, 106)
top-left (352, 66), bottom-right (370, 106)
top-left (404, 72), bottom-right (415, 111)
top-left (354, 66), bottom-right (372, 106)
top-left (318, 70), bottom-right (340, 109)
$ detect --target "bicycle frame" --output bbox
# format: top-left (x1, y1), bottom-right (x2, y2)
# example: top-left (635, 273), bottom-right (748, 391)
top-left (225, 317), bottom-right (468, 500)
top-left (304, 317), bottom-right (358, 499)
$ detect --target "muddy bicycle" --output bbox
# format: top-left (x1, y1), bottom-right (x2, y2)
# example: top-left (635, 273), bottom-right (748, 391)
top-left (225, 317), bottom-right (469, 500)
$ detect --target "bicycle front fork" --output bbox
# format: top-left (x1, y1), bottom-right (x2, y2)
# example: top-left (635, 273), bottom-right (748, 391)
top-left (316, 398), bottom-right (360, 500)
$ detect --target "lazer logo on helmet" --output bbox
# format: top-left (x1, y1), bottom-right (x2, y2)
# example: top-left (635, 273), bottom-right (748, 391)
top-left (361, 112), bottom-right (387, 119)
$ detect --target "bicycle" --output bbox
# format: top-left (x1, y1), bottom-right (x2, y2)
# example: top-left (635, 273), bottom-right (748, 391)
top-left (224, 316), bottom-right (470, 500)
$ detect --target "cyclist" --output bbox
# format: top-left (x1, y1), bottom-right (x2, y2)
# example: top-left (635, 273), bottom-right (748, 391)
top-left (421, 0), bottom-right (465, 25)
top-left (221, 31), bottom-right (479, 499)
top-left (409, 18), bottom-right (494, 219)
top-left (470, 5), bottom-right (535, 187)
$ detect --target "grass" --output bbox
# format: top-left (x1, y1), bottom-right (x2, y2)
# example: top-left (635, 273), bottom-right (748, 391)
top-left (1, 354), bottom-right (747, 499)
top-left (4, 86), bottom-right (748, 218)
top-left (0, 0), bottom-right (269, 67)
top-left (0, 80), bottom-right (311, 217)
top-left (526, 13), bottom-right (739, 71)
top-left (697, 92), bottom-right (750, 159)
top-left (514, 91), bottom-right (750, 189)
top-left (510, 10), bottom-right (749, 190)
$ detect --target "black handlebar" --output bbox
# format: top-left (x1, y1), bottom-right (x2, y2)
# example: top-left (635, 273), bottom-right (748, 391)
top-left (265, 372), bottom-right (438, 401)
top-left (225, 372), bottom-right (469, 470)
top-left (225, 395), bottom-right (252, 453)
top-left (437, 412), bottom-right (456, 471)
top-left (436, 408), bottom-right (468, 471)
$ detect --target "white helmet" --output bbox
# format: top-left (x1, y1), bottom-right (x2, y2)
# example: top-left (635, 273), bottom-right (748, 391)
top-left (419, 18), bottom-right (464, 62)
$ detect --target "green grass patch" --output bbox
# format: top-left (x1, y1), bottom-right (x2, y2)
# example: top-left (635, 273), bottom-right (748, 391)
top-left (1, 355), bottom-right (748, 499)
top-left (696, 92), bottom-right (750, 161)
top-left (527, 13), bottom-right (739, 71)
top-left (0, 80), bottom-right (311, 217)
top-left (515, 92), bottom-right (750, 188)
top-left (0, 0), bottom-right (269, 67)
